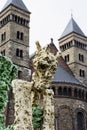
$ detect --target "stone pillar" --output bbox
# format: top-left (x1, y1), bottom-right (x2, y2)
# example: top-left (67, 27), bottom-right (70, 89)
top-left (12, 79), bottom-right (33, 130)
top-left (43, 89), bottom-right (54, 130)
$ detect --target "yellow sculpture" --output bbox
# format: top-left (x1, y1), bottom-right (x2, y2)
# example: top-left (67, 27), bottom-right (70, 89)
top-left (12, 41), bottom-right (58, 130)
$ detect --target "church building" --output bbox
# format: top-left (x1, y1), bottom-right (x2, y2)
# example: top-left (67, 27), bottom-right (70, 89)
top-left (0, 0), bottom-right (87, 130)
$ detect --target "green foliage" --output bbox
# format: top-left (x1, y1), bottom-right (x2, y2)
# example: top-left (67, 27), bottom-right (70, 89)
top-left (0, 55), bottom-right (17, 86)
top-left (32, 105), bottom-right (43, 128)
top-left (0, 55), bottom-right (17, 130)
top-left (0, 125), bottom-right (14, 130)
top-left (5, 125), bottom-right (14, 130)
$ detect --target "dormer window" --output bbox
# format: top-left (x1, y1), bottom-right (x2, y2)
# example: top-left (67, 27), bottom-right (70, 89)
top-left (17, 31), bottom-right (20, 39)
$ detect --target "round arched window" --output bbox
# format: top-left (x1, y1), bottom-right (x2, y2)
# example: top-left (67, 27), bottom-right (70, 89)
top-left (77, 112), bottom-right (84, 130)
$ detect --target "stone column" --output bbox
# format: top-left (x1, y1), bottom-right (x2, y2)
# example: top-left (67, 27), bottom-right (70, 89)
top-left (12, 79), bottom-right (33, 130)
top-left (43, 89), bottom-right (54, 130)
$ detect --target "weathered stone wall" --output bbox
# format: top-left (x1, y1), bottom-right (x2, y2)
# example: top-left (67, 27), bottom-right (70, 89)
top-left (50, 82), bottom-right (87, 130)
top-left (55, 97), bottom-right (87, 130)
top-left (0, 4), bottom-right (30, 81)
top-left (59, 33), bottom-right (87, 84)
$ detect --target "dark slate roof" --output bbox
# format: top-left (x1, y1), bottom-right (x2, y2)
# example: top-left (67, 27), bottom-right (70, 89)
top-left (52, 65), bottom-right (85, 86)
top-left (2, 0), bottom-right (29, 12)
top-left (59, 17), bottom-right (86, 39)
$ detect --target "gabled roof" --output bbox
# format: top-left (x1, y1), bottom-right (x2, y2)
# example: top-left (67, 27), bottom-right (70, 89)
top-left (59, 17), bottom-right (86, 39)
top-left (52, 65), bottom-right (85, 86)
top-left (2, 0), bottom-right (29, 12)
top-left (49, 41), bottom-right (58, 55)
top-left (30, 41), bottom-right (58, 60)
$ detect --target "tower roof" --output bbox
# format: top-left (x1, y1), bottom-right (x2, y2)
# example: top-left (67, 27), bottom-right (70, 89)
top-left (2, 0), bottom-right (29, 12)
top-left (59, 17), bottom-right (86, 39)
top-left (52, 65), bottom-right (86, 87)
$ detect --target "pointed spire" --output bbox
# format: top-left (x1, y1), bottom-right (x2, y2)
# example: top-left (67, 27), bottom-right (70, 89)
top-left (50, 38), bottom-right (53, 44)
top-left (2, 0), bottom-right (29, 12)
top-left (70, 9), bottom-right (73, 18)
top-left (59, 17), bottom-right (86, 39)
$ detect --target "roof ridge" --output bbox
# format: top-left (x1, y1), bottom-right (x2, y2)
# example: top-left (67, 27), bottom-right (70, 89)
top-left (71, 17), bottom-right (74, 31)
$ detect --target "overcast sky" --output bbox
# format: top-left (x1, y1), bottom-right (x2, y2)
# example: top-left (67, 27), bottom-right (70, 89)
top-left (0, 0), bottom-right (87, 54)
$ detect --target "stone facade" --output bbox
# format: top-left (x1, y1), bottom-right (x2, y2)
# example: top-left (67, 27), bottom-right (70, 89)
top-left (52, 82), bottom-right (87, 130)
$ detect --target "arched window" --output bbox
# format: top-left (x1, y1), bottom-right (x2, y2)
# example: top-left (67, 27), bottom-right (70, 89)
top-left (63, 87), bottom-right (67, 96)
top-left (18, 17), bottom-right (21, 23)
top-left (15, 15), bottom-right (17, 22)
top-left (1, 32), bottom-right (6, 41)
top-left (17, 31), bottom-right (20, 39)
top-left (16, 48), bottom-right (23, 58)
top-left (74, 88), bottom-right (78, 97)
top-left (16, 48), bottom-right (20, 57)
top-left (77, 112), bottom-right (84, 130)
top-left (21, 32), bottom-right (24, 40)
top-left (58, 87), bottom-right (62, 95)
top-left (20, 50), bottom-right (23, 58)
top-left (17, 31), bottom-right (24, 40)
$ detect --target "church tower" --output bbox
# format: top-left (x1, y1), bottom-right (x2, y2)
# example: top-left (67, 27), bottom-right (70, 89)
top-left (59, 17), bottom-right (87, 84)
top-left (0, 0), bottom-right (31, 81)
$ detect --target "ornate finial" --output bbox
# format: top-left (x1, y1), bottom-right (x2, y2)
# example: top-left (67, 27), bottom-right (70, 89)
top-left (71, 9), bottom-right (73, 18)
top-left (51, 38), bottom-right (53, 44)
